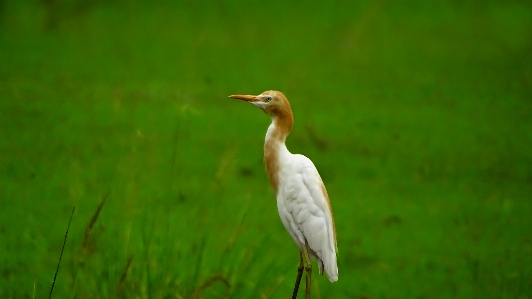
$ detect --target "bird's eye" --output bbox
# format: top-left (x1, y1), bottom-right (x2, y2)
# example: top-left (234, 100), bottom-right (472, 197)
top-left (265, 96), bottom-right (272, 102)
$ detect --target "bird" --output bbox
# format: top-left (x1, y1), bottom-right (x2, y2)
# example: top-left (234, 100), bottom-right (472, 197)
top-left (229, 90), bottom-right (338, 299)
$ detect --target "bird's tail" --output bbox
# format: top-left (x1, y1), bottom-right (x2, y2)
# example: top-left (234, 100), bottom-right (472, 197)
top-left (324, 251), bottom-right (338, 282)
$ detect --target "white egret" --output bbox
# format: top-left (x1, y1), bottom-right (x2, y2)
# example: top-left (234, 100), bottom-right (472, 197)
top-left (229, 90), bottom-right (338, 299)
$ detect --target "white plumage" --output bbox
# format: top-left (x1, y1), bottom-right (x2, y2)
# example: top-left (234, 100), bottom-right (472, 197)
top-left (273, 140), bottom-right (338, 281)
top-left (230, 90), bottom-right (338, 298)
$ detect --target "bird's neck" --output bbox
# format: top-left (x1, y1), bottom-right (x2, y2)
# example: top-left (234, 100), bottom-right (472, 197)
top-left (264, 115), bottom-right (293, 194)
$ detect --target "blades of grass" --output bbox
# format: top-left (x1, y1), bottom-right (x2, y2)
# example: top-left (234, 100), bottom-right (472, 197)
top-left (140, 216), bottom-right (155, 299)
top-left (115, 254), bottom-right (134, 298)
top-left (49, 207), bottom-right (75, 299)
top-left (82, 192), bottom-right (109, 251)
top-left (229, 234), bottom-right (273, 298)
top-left (188, 274), bottom-right (230, 299)
top-left (260, 275), bottom-right (285, 299)
top-left (190, 235), bottom-right (207, 295)
top-left (220, 201), bottom-right (251, 276)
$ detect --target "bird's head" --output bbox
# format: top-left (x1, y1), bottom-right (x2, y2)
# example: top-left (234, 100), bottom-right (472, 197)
top-left (229, 90), bottom-right (292, 120)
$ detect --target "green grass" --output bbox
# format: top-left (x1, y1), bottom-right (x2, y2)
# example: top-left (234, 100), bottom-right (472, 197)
top-left (1, 0), bottom-right (531, 298)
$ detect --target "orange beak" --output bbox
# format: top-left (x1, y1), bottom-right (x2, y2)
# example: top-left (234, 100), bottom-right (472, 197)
top-left (229, 94), bottom-right (260, 102)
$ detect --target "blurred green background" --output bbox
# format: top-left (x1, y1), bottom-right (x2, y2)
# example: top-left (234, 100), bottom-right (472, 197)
top-left (1, 0), bottom-right (531, 298)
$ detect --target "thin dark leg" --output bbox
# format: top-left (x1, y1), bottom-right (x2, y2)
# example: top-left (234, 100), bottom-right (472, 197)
top-left (302, 245), bottom-right (312, 299)
top-left (292, 250), bottom-right (304, 299)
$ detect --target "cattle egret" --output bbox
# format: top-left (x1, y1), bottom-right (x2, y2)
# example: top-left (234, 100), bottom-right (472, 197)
top-left (229, 90), bottom-right (338, 299)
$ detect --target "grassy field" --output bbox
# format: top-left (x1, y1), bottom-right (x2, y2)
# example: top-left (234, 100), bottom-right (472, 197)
top-left (1, 1), bottom-right (531, 298)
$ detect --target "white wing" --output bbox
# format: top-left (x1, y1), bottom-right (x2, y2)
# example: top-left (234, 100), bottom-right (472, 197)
top-left (278, 154), bottom-right (338, 282)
